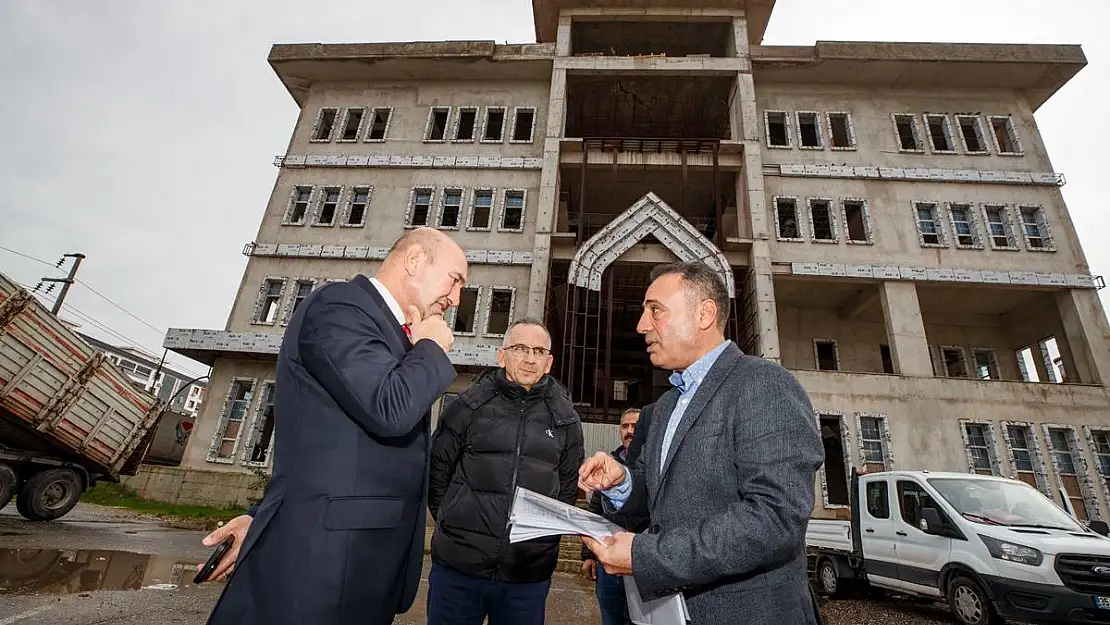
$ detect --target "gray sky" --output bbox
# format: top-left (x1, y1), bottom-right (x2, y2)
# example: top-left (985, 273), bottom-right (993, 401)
top-left (0, 0), bottom-right (1106, 378)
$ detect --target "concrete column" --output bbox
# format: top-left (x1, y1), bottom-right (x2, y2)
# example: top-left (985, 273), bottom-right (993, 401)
top-left (526, 67), bottom-right (567, 319)
top-left (1056, 288), bottom-right (1110, 386)
top-left (555, 16), bottom-right (572, 57)
top-left (749, 241), bottom-right (779, 362)
top-left (879, 281), bottom-right (933, 377)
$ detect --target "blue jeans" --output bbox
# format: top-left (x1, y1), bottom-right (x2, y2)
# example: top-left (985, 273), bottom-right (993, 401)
top-left (427, 563), bottom-right (552, 625)
top-left (596, 565), bottom-right (631, 625)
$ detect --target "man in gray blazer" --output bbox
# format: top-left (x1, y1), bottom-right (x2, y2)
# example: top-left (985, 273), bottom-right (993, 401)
top-left (579, 261), bottom-right (825, 625)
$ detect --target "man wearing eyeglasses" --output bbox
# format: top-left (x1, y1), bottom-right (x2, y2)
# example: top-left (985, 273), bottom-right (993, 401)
top-left (427, 318), bottom-right (584, 625)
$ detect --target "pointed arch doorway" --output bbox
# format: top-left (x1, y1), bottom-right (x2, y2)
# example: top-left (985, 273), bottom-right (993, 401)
top-left (548, 192), bottom-right (753, 423)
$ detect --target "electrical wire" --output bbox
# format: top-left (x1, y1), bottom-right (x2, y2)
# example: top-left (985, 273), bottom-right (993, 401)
top-left (0, 245), bottom-right (58, 269)
top-left (73, 278), bottom-right (164, 336)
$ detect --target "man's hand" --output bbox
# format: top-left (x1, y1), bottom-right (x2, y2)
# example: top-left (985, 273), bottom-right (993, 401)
top-left (581, 533), bottom-right (634, 576)
top-left (197, 514), bottom-right (251, 582)
top-left (406, 305), bottom-right (453, 352)
top-left (582, 558), bottom-right (598, 581)
top-left (578, 451), bottom-right (626, 492)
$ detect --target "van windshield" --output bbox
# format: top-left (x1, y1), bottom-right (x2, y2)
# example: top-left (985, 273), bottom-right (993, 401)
top-left (927, 477), bottom-right (1083, 531)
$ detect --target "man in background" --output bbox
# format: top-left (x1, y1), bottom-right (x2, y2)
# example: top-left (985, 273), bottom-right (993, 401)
top-left (581, 408), bottom-right (649, 625)
top-left (202, 228), bottom-right (466, 625)
top-left (427, 318), bottom-right (584, 625)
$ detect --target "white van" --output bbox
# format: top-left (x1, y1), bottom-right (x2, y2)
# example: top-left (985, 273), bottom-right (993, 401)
top-left (806, 470), bottom-right (1110, 625)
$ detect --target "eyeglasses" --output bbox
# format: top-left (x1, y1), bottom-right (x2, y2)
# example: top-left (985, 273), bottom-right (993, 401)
top-left (503, 344), bottom-right (551, 358)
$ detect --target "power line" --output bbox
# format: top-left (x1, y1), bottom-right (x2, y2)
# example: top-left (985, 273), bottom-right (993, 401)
top-left (0, 245), bottom-right (58, 269)
top-left (74, 278), bottom-right (164, 336)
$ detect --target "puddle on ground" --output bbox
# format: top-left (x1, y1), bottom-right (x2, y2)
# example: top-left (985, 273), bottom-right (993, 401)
top-left (0, 548), bottom-right (205, 595)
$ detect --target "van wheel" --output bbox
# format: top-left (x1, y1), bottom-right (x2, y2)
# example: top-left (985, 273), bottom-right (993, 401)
top-left (0, 464), bottom-right (16, 511)
top-left (816, 558), bottom-right (841, 597)
top-left (947, 575), bottom-right (1002, 625)
top-left (16, 469), bottom-right (82, 521)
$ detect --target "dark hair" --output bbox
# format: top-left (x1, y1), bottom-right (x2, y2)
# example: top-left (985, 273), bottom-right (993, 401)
top-left (649, 262), bottom-right (730, 331)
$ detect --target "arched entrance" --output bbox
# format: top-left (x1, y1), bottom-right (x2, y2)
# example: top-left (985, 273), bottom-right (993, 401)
top-left (549, 192), bottom-right (751, 422)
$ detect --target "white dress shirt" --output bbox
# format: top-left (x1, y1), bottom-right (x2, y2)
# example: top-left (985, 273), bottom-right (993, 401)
top-left (369, 277), bottom-right (406, 326)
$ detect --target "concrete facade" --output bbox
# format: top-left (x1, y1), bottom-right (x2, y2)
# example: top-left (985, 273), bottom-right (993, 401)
top-left (156, 0), bottom-right (1110, 524)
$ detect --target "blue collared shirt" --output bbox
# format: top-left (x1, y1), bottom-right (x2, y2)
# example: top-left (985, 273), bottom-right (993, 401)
top-left (603, 340), bottom-right (730, 507)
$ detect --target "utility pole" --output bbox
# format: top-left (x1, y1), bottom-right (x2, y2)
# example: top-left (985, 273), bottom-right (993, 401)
top-left (35, 253), bottom-right (85, 315)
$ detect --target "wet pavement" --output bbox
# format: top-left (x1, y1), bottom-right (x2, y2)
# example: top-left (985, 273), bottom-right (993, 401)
top-left (0, 503), bottom-right (1001, 624)
top-left (0, 503), bottom-right (601, 624)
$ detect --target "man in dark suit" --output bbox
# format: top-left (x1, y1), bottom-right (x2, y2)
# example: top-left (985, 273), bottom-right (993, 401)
top-left (200, 227), bottom-right (467, 625)
top-left (579, 262), bottom-right (825, 625)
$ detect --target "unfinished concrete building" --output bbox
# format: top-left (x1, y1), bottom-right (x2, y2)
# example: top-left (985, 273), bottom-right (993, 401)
top-left (140, 0), bottom-right (1110, 521)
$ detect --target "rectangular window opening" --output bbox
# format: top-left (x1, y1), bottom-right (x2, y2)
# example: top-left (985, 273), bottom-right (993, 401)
top-left (470, 189), bottom-right (493, 229)
top-left (879, 345), bottom-right (894, 374)
top-left (451, 287), bottom-right (479, 334)
top-left (312, 108), bottom-right (337, 141)
top-left (316, 187), bottom-right (340, 225)
top-left (820, 416), bottom-right (850, 506)
top-left (246, 384), bottom-right (276, 465)
top-left (958, 115), bottom-right (986, 153)
top-left (367, 108), bottom-right (391, 140)
top-left (212, 380), bottom-right (254, 460)
top-left (487, 289), bottom-right (514, 335)
top-left (410, 188), bottom-right (433, 226)
top-left (502, 190), bottom-right (525, 231)
top-left (483, 108), bottom-right (506, 141)
top-left (990, 116), bottom-right (1021, 154)
top-left (287, 186), bottom-right (312, 224)
top-left (973, 349), bottom-right (1000, 380)
top-left (512, 108), bottom-right (535, 142)
top-left (257, 279), bottom-right (284, 324)
top-left (340, 108), bottom-right (364, 141)
top-left (894, 114), bottom-right (921, 151)
top-left (439, 188), bottom-right (463, 229)
top-left (941, 346), bottom-right (968, 378)
top-left (984, 206), bottom-right (1013, 249)
top-left (965, 424), bottom-right (994, 474)
top-left (426, 108), bottom-right (450, 141)
top-left (766, 111), bottom-right (789, 147)
top-left (454, 108), bottom-right (477, 141)
top-left (775, 197), bottom-right (799, 239)
top-left (815, 340), bottom-right (838, 371)
top-left (948, 203), bottom-right (976, 247)
top-left (827, 113), bottom-right (855, 149)
top-left (1016, 346), bottom-right (1040, 382)
top-left (346, 187), bottom-right (370, 226)
top-left (810, 199), bottom-right (835, 241)
top-left (291, 280), bottom-right (314, 315)
top-left (925, 114), bottom-right (953, 152)
top-left (797, 112), bottom-right (822, 148)
top-left (1019, 206), bottom-right (1050, 250)
top-left (915, 202), bottom-right (942, 246)
top-left (844, 200), bottom-right (868, 243)
top-left (859, 416), bottom-right (886, 471)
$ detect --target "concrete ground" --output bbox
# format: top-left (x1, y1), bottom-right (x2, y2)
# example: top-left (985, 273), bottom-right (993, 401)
top-left (0, 503), bottom-right (990, 624)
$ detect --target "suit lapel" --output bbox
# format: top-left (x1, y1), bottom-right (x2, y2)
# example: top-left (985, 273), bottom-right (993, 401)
top-left (645, 390), bottom-right (679, 504)
top-left (655, 343), bottom-right (742, 499)
top-left (352, 275), bottom-right (410, 350)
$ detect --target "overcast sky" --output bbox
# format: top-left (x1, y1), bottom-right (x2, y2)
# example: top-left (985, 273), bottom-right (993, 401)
top-left (0, 0), bottom-right (1106, 378)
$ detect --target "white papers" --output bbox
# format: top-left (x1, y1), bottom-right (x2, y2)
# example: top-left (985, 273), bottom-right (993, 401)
top-left (508, 487), bottom-right (689, 625)
top-left (508, 486), bottom-right (624, 542)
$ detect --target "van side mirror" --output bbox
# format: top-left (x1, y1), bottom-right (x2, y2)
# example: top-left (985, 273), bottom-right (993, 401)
top-left (919, 507), bottom-right (944, 535)
top-left (1090, 520), bottom-right (1110, 537)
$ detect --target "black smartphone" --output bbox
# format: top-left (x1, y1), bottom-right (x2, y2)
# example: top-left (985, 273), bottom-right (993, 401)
top-left (193, 536), bottom-right (234, 584)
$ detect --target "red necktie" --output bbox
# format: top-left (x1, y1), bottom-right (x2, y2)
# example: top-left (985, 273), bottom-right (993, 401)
top-left (403, 324), bottom-right (412, 338)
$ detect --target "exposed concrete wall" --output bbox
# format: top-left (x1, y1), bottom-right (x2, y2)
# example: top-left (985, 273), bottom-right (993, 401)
top-left (123, 465), bottom-right (261, 510)
top-left (795, 370), bottom-right (1110, 519)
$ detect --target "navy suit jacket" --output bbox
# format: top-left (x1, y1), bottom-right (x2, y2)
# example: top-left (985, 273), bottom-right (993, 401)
top-left (207, 275), bottom-right (456, 625)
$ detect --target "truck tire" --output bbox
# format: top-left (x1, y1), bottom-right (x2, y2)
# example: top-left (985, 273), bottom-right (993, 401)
top-left (947, 575), bottom-right (1002, 625)
top-left (815, 557), bottom-right (842, 597)
top-left (16, 469), bottom-right (82, 521)
top-left (0, 464), bottom-right (16, 511)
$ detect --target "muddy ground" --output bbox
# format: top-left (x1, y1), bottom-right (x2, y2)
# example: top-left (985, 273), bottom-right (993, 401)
top-left (0, 503), bottom-right (985, 624)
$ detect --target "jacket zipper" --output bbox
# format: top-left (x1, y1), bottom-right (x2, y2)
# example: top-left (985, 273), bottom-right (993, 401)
top-left (495, 400), bottom-right (528, 580)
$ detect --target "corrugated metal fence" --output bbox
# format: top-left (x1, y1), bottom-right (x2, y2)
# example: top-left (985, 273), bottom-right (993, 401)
top-left (582, 421), bottom-right (620, 457)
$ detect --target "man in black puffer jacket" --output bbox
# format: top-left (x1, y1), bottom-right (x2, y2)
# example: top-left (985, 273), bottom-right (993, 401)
top-left (427, 318), bottom-right (584, 625)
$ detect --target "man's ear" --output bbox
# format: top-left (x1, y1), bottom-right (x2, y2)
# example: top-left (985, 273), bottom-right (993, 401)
top-left (698, 299), bottom-right (718, 331)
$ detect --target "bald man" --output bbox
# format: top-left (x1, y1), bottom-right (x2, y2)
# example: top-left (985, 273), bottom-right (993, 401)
top-left (202, 228), bottom-right (468, 625)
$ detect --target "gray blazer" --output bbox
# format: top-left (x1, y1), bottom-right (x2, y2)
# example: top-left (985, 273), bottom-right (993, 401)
top-left (616, 342), bottom-right (825, 625)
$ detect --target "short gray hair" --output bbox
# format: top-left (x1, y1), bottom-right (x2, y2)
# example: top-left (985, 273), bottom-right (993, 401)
top-left (501, 317), bottom-right (552, 347)
top-left (649, 262), bottom-right (730, 331)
